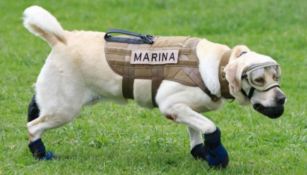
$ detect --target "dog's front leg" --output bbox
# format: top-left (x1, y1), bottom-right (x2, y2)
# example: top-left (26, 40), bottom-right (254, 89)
top-left (162, 103), bottom-right (229, 168)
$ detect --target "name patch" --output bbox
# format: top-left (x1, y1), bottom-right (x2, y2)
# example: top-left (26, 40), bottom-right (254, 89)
top-left (130, 50), bottom-right (179, 64)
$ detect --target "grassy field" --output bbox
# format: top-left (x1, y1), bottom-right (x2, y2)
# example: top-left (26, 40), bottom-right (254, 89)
top-left (0, 0), bottom-right (306, 174)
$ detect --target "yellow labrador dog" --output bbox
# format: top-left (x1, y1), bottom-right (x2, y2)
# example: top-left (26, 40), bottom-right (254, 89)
top-left (24, 6), bottom-right (286, 168)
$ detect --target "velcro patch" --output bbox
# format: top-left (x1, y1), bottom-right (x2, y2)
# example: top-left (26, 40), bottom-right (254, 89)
top-left (130, 50), bottom-right (179, 64)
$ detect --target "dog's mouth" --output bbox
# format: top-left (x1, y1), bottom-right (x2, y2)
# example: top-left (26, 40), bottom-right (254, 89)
top-left (253, 103), bottom-right (284, 119)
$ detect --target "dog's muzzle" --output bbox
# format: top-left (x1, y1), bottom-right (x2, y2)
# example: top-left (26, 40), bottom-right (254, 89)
top-left (253, 103), bottom-right (284, 118)
top-left (253, 91), bottom-right (286, 118)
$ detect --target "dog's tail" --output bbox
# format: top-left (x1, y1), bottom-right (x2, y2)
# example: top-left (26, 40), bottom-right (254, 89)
top-left (23, 5), bottom-right (66, 46)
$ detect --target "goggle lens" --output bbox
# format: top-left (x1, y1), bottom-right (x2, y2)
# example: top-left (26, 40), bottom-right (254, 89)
top-left (242, 63), bottom-right (280, 91)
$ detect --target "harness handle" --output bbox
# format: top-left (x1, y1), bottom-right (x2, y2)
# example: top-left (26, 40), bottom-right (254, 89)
top-left (104, 29), bottom-right (154, 44)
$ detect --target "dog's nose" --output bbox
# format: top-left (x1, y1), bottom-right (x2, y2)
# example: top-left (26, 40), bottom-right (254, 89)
top-left (276, 95), bottom-right (286, 105)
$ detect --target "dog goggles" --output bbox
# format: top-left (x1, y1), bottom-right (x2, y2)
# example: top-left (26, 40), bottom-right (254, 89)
top-left (241, 62), bottom-right (280, 98)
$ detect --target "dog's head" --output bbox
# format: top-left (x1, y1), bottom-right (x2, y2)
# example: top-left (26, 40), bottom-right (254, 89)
top-left (224, 45), bottom-right (286, 118)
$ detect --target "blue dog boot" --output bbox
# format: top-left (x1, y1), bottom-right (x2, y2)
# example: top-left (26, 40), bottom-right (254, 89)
top-left (190, 143), bottom-right (208, 160)
top-left (29, 138), bottom-right (53, 160)
top-left (204, 128), bottom-right (229, 168)
top-left (43, 151), bottom-right (54, 160)
top-left (206, 144), bottom-right (228, 168)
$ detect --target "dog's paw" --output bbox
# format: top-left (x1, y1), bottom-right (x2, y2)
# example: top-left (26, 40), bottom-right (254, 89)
top-left (203, 127), bottom-right (229, 168)
top-left (206, 144), bottom-right (229, 168)
top-left (190, 143), bottom-right (208, 160)
top-left (191, 143), bottom-right (229, 168)
top-left (29, 138), bottom-right (53, 160)
top-left (41, 151), bottom-right (54, 160)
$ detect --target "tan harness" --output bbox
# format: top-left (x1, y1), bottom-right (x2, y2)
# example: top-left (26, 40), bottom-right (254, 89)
top-left (104, 31), bottom-right (233, 106)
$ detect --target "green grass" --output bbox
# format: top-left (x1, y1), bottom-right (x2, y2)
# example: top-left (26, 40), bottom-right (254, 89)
top-left (0, 0), bottom-right (306, 174)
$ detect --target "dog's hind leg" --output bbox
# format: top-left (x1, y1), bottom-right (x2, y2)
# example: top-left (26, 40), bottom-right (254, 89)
top-left (27, 100), bottom-right (81, 160)
top-left (27, 77), bottom-right (88, 160)
top-left (161, 103), bottom-right (229, 168)
top-left (27, 95), bottom-right (52, 159)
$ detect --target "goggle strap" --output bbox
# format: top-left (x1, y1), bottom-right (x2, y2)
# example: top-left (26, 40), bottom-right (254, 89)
top-left (248, 87), bottom-right (255, 99)
top-left (263, 84), bottom-right (280, 92)
top-left (241, 89), bottom-right (247, 97)
top-left (244, 62), bottom-right (279, 74)
top-left (241, 87), bottom-right (255, 99)
top-left (241, 85), bottom-right (279, 99)
top-left (241, 74), bottom-right (247, 79)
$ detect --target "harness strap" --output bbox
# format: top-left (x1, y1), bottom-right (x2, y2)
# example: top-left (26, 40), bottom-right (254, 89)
top-left (185, 68), bottom-right (220, 102)
top-left (219, 50), bottom-right (234, 99)
top-left (122, 66), bottom-right (134, 99)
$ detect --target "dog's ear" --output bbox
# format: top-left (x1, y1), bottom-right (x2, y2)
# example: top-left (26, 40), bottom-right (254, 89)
top-left (231, 45), bottom-right (250, 58)
top-left (224, 45), bottom-right (250, 104)
top-left (225, 45), bottom-right (250, 93)
top-left (224, 60), bottom-right (240, 94)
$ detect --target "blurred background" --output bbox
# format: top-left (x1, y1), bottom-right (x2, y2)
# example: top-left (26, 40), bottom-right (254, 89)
top-left (0, 1), bottom-right (306, 174)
